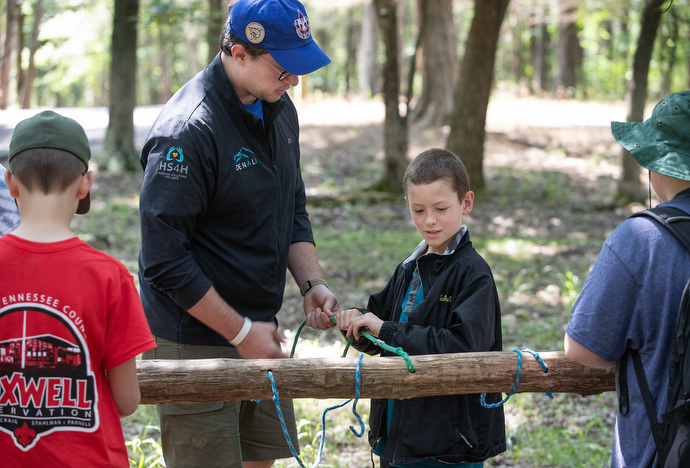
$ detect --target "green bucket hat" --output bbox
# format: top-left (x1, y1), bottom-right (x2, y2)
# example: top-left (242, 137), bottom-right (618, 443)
top-left (8, 110), bottom-right (91, 214)
top-left (611, 90), bottom-right (690, 181)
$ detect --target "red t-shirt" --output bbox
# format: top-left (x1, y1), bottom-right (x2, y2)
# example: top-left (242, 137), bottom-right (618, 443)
top-left (0, 235), bottom-right (155, 467)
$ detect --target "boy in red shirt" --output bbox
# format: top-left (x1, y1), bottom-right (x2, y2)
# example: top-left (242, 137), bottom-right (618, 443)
top-left (0, 111), bottom-right (155, 466)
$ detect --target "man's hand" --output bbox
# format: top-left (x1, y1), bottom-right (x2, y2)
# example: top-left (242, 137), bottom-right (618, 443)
top-left (235, 321), bottom-right (287, 359)
top-left (304, 284), bottom-right (340, 330)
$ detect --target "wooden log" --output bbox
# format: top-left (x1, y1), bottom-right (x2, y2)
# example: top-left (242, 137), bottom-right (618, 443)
top-left (138, 351), bottom-right (615, 405)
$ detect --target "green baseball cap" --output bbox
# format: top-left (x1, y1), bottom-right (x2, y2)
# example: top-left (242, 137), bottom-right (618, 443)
top-left (8, 110), bottom-right (91, 214)
top-left (611, 90), bottom-right (690, 181)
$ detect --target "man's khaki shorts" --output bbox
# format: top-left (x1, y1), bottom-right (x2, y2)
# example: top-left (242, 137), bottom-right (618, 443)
top-left (143, 336), bottom-right (299, 468)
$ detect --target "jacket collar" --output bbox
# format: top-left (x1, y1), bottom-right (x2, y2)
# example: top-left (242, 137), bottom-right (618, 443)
top-left (403, 226), bottom-right (468, 266)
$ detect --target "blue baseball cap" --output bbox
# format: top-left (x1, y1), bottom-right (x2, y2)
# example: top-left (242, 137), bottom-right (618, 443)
top-left (227, 0), bottom-right (331, 76)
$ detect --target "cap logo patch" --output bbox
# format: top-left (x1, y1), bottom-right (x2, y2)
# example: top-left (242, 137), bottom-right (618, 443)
top-left (294, 10), bottom-right (310, 40)
top-left (246, 22), bottom-right (265, 44)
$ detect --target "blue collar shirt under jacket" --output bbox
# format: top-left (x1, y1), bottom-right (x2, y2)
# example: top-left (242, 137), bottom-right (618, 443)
top-left (137, 53), bottom-right (314, 346)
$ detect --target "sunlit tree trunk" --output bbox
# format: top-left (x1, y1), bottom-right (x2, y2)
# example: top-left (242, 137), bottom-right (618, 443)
top-left (530, 1), bottom-right (550, 94)
top-left (410, 0), bottom-right (457, 127)
top-left (103, 0), bottom-right (139, 172)
top-left (19, 0), bottom-right (45, 108)
top-left (446, 0), bottom-right (510, 192)
top-left (658, 9), bottom-right (678, 99)
top-left (207, 0), bottom-right (222, 64)
top-left (360, 1), bottom-right (380, 97)
top-left (617, 0), bottom-right (665, 204)
top-left (1, 0), bottom-right (19, 109)
top-left (345, 6), bottom-right (359, 94)
top-left (15, 6), bottom-right (24, 103)
top-left (556, 0), bottom-right (580, 98)
top-left (373, 0), bottom-right (407, 193)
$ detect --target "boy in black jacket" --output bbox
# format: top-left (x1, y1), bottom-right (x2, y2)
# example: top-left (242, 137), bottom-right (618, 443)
top-left (336, 148), bottom-right (506, 467)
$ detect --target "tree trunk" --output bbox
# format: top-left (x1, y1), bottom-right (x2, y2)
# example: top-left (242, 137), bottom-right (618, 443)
top-left (345, 6), bottom-right (359, 94)
top-left (157, 25), bottom-right (173, 104)
top-left (19, 0), bottom-right (45, 108)
top-left (409, 0), bottom-right (457, 127)
top-left (1, 0), bottom-right (18, 109)
top-left (509, 4), bottom-right (524, 91)
top-left (556, 0), bottom-right (579, 98)
top-left (658, 9), bottom-right (678, 99)
top-left (530, 1), bottom-right (550, 94)
top-left (373, 0), bottom-right (407, 193)
top-left (359, 1), bottom-right (380, 97)
top-left (103, 0), bottom-right (139, 172)
top-left (15, 9), bottom-right (24, 103)
top-left (446, 0), bottom-right (510, 192)
top-left (207, 0), bottom-right (222, 64)
top-left (616, 0), bottom-right (666, 204)
top-left (137, 351), bottom-right (615, 404)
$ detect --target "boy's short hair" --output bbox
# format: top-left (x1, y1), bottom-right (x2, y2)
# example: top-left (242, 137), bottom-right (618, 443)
top-left (9, 148), bottom-right (87, 194)
top-left (8, 110), bottom-right (92, 214)
top-left (403, 148), bottom-right (470, 199)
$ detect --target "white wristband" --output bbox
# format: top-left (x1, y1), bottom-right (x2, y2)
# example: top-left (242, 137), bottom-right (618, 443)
top-left (230, 316), bottom-right (252, 346)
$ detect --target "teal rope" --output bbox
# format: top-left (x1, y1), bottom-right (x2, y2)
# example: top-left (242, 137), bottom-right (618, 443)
top-left (268, 352), bottom-right (365, 468)
top-left (480, 348), bottom-right (553, 408)
top-left (289, 317), bottom-right (415, 373)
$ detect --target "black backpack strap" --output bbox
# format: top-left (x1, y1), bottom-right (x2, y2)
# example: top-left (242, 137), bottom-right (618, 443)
top-left (630, 349), bottom-right (668, 455)
top-left (630, 206), bottom-right (690, 254)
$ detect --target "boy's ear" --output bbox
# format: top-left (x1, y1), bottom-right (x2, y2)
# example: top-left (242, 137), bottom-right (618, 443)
top-left (77, 171), bottom-right (94, 200)
top-left (4, 169), bottom-right (19, 198)
top-left (462, 191), bottom-right (475, 215)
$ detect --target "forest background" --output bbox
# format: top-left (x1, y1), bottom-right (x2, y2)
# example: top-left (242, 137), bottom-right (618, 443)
top-left (1, 0), bottom-right (690, 467)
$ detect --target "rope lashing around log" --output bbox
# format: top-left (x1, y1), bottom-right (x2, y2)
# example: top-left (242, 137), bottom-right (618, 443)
top-left (480, 348), bottom-right (553, 408)
top-left (268, 353), bottom-right (366, 468)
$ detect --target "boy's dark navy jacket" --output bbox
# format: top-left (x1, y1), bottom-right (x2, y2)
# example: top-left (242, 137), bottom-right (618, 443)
top-left (138, 53), bottom-right (313, 346)
top-left (350, 229), bottom-right (506, 465)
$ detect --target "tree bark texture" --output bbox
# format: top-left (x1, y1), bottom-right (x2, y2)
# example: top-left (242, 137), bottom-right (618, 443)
top-left (104, 0), bottom-right (139, 172)
top-left (138, 351), bottom-right (615, 405)
top-left (19, 0), bottom-right (45, 109)
top-left (359, 2), bottom-right (380, 97)
top-left (530, 2), bottom-right (550, 94)
top-left (410, 0), bottom-right (457, 126)
top-left (1, 0), bottom-right (18, 109)
top-left (374, 0), bottom-right (408, 193)
top-left (617, 0), bottom-right (666, 204)
top-left (556, 0), bottom-right (580, 97)
top-left (207, 0), bottom-right (223, 65)
top-left (446, 0), bottom-right (510, 192)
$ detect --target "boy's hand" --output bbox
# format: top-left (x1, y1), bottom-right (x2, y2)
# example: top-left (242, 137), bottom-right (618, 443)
top-left (336, 309), bottom-right (383, 341)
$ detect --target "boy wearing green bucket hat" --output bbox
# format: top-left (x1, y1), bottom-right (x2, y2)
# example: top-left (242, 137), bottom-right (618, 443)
top-left (0, 110), bottom-right (155, 466)
top-left (565, 90), bottom-right (690, 467)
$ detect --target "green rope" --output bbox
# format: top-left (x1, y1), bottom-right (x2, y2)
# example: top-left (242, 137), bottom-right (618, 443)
top-left (288, 317), bottom-right (415, 373)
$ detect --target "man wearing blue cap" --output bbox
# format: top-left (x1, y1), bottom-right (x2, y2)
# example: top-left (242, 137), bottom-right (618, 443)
top-left (565, 90), bottom-right (690, 467)
top-left (138, 1), bottom-right (337, 466)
